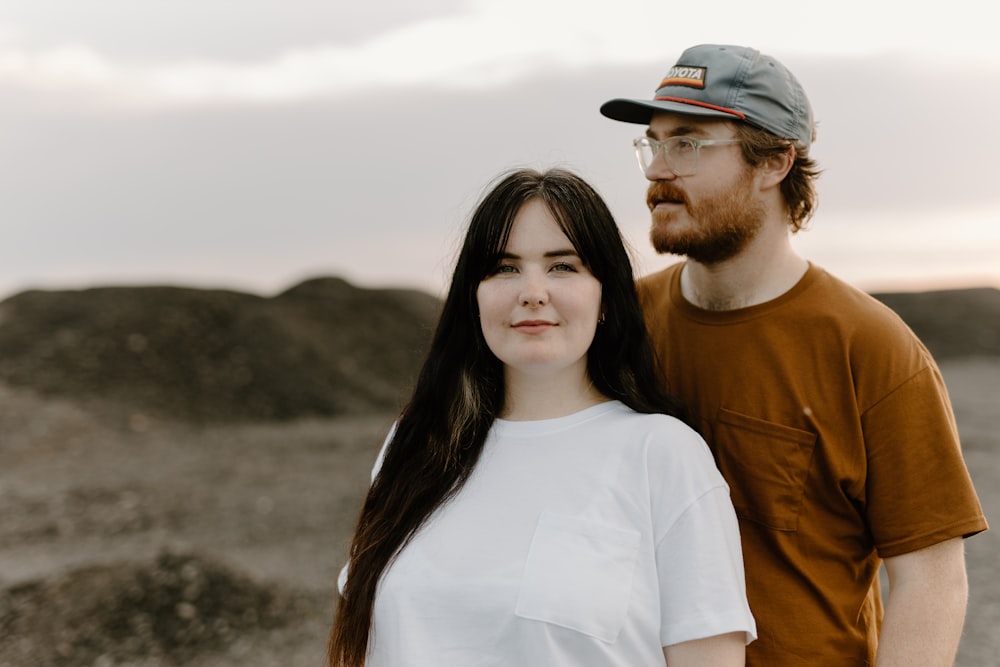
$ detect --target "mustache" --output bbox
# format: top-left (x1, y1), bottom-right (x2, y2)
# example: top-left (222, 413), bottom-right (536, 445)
top-left (646, 181), bottom-right (687, 211)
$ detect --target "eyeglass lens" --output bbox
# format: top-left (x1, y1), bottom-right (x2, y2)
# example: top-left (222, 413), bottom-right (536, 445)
top-left (635, 137), bottom-right (699, 176)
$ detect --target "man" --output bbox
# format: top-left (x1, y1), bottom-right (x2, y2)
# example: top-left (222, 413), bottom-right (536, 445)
top-left (600, 44), bottom-right (987, 666)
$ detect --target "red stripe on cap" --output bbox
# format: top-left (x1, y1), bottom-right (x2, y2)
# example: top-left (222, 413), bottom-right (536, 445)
top-left (654, 96), bottom-right (747, 120)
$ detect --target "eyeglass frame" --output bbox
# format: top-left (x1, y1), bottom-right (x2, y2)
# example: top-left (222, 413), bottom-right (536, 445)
top-left (632, 135), bottom-right (741, 176)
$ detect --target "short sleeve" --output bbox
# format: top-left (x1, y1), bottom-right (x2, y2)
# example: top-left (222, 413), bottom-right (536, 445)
top-left (864, 366), bottom-right (987, 556)
top-left (656, 479), bottom-right (757, 646)
top-left (641, 417), bottom-right (754, 646)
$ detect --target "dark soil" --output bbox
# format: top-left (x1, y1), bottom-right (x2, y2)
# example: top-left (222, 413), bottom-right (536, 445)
top-left (0, 277), bottom-right (439, 423)
top-left (0, 280), bottom-right (996, 666)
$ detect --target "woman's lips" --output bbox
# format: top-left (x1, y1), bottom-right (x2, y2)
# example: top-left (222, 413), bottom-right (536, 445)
top-left (512, 320), bottom-right (556, 334)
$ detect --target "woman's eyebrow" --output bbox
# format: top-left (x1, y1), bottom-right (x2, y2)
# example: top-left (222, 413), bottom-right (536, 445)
top-left (544, 248), bottom-right (579, 258)
top-left (499, 248), bottom-right (579, 259)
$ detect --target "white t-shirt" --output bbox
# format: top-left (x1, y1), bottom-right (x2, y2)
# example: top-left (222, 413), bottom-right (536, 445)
top-left (341, 401), bottom-right (756, 666)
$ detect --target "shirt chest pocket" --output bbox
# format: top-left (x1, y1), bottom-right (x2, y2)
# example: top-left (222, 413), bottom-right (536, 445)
top-left (515, 511), bottom-right (640, 643)
top-left (714, 408), bottom-right (817, 532)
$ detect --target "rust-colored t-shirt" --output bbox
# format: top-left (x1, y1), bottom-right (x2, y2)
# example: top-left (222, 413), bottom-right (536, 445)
top-left (638, 262), bottom-right (987, 666)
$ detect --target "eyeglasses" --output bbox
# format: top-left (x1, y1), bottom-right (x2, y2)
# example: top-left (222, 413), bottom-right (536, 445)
top-left (632, 136), bottom-right (741, 176)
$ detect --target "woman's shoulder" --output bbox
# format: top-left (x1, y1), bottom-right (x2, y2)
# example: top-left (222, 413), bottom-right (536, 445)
top-left (611, 402), bottom-right (700, 436)
top-left (610, 407), bottom-right (730, 514)
top-left (609, 405), bottom-right (715, 464)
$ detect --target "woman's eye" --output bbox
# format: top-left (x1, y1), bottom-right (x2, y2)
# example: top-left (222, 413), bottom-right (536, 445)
top-left (493, 264), bottom-right (517, 274)
top-left (551, 262), bottom-right (577, 273)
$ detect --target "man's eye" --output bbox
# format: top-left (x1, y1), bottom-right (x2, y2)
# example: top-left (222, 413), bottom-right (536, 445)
top-left (675, 138), bottom-right (698, 153)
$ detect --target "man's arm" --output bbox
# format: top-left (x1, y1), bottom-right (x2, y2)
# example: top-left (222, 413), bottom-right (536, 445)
top-left (876, 537), bottom-right (968, 666)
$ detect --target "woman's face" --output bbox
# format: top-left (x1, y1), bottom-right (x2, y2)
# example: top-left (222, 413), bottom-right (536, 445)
top-left (476, 199), bottom-right (602, 385)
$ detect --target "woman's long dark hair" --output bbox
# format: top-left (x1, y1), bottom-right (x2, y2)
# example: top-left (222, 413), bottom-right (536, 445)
top-left (328, 168), bottom-right (686, 666)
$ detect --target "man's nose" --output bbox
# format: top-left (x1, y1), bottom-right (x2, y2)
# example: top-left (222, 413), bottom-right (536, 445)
top-left (645, 150), bottom-right (679, 181)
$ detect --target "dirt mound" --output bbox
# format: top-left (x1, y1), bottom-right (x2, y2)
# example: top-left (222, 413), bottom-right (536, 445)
top-left (0, 551), bottom-right (323, 667)
top-left (1, 276), bottom-right (993, 425)
top-left (0, 277), bottom-right (440, 423)
top-left (872, 286), bottom-right (1000, 360)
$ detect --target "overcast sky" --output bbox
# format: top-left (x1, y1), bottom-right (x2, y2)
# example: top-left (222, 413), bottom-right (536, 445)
top-left (1, 1), bottom-right (998, 301)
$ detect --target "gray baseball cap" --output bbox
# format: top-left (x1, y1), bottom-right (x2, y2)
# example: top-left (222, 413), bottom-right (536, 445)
top-left (600, 44), bottom-right (814, 149)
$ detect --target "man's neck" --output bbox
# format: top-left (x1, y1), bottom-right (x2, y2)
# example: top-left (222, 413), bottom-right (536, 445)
top-left (680, 225), bottom-right (809, 311)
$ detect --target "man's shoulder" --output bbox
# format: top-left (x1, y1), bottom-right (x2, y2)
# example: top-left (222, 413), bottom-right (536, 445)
top-left (636, 263), bottom-right (684, 324)
top-left (636, 262), bottom-right (683, 297)
top-left (806, 267), bottom-right (937, 367)
top-left (638, 261), bottom-right (683, 281)
top-left (806, 267), bottom-right (913, 331)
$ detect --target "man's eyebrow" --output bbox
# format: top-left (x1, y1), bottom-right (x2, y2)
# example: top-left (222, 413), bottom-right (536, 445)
top-left (646, 124), bottom-right (704, 138)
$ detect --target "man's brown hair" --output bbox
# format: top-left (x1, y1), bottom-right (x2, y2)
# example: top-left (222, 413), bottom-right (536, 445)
top-left (736, 123), bottom-right (822, 232)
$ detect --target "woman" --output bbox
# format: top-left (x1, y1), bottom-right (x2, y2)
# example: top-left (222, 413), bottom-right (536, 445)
top-left (329, 168), bottom-right (755, 666)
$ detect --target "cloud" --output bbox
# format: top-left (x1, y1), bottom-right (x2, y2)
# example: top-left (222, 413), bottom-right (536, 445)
top-left (0, 2), bottom-right (997, 298)
top-left (0, 44), bottom-right (115, 88)
top-left (0, 21), bottom-right (654, 109)
top-left (0, 0), bottom-right (997, 109)
top-left (0, 3), bottom-right (643, 108)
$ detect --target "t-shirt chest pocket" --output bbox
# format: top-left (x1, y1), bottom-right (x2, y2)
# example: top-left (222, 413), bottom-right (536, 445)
top-left (514, 510), bottom-right (640, 643)
top-left (713, 408), bottom-right (817, 532)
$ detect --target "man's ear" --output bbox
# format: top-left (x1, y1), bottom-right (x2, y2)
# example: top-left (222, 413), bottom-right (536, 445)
top-left (758, 144), bottom-right (795, 191)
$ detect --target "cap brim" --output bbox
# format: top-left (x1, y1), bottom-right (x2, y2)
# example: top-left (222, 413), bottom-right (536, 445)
top-left (600, 98), bottom-right (738, 125)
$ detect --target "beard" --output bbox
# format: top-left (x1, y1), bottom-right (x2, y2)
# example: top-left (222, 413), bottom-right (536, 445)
top-left (646, 168), bottom-right (765, 265)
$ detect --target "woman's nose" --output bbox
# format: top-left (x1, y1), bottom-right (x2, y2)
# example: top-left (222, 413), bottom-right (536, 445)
top-left (521, 293), bottom-right (547, 307)
top-left (519, 277), bottom-right (549, 308)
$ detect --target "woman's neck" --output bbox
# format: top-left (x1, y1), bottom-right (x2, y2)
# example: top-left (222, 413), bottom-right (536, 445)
top-left (500, 368), bottom-right (608, 421)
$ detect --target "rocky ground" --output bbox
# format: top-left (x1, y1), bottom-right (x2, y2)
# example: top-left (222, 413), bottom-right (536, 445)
top-left (0, 383), bottom-right (389, 667)
top-left (1, 358), bottom-right (997, 666)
